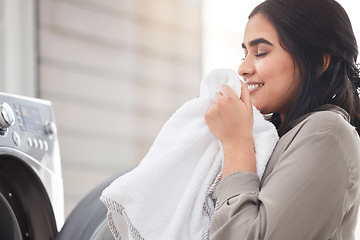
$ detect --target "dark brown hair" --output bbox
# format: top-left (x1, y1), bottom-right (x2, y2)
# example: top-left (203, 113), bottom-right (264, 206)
top-left (250, 0), bottom-right (360, 136)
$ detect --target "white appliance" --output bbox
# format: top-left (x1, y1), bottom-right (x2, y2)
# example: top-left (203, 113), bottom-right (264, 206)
top-left (0, 92), bottom-right (64, 239)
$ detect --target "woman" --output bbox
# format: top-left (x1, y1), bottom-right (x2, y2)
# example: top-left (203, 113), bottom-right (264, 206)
top-left (205, 0), bottom-right (360, 239)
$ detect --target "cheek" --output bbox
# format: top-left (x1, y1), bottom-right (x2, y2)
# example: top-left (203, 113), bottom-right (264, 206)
top-left (256, 60), bottom-right (276, 80)
top-left (257, 58), bottom-right (295, 90)
top-left (256, 60), bottom-right (285, 96)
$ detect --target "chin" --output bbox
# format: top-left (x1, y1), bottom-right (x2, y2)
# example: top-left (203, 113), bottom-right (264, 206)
top-left (254, 104), bottom-right (272, 115)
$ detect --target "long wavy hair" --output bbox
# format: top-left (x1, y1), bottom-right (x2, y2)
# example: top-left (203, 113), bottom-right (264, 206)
top-left (250, 0), bottom-right (360, 136)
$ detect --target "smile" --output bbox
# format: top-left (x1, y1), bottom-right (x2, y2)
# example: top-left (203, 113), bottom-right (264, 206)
top-left (247, 83), bottom-right (264, 92)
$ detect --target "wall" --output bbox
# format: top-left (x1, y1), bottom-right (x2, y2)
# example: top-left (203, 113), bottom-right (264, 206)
top-left (38, 0), bottom-right (202, 216)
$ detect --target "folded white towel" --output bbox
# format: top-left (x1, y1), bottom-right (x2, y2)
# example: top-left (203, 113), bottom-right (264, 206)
top-left (100, 69), bottom-right (279, 240)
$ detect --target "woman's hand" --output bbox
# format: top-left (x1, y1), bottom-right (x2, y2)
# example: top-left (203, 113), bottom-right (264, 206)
top-left (205, 81), bottom-right (254, 144)
top-left (205, 81), bottom-right (256, 178)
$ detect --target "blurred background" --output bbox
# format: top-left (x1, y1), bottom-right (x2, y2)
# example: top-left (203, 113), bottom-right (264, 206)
top-left (0, 0), bottom-right (359, 231)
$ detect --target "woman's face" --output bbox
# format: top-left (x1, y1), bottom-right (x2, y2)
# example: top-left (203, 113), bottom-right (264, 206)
top-left (238, 14), bottom-right (301, 121)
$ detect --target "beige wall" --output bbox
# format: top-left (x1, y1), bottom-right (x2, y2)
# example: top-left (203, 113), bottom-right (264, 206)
top-left (38, 0), bottom-right (202, 217)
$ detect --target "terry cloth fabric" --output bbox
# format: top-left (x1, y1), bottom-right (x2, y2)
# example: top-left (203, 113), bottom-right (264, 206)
top-left (100, 69), bottom-right (279, 240)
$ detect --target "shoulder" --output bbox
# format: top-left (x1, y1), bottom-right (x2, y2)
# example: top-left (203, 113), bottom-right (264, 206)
top-left (278, 107), bottom-right (360, 157)
top-left (304, 110), bottom-right (350, 131)
top-left (263, 107), bottom-right (360, 193)
top-left (290, 108), bottom-right (357, 140)
top-left (282, 109), bottom-right (360, 172)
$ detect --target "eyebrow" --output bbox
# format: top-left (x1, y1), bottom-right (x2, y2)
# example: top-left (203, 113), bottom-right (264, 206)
top-left (241, 38), bottom-right (274, 49)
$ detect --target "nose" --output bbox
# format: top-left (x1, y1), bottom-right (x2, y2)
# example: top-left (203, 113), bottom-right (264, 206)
top-left (238, 57), bottom-right (255, 80)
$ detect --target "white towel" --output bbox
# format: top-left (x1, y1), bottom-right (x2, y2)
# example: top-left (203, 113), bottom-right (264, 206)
top-left (100, 69), bottom-right (279, 240)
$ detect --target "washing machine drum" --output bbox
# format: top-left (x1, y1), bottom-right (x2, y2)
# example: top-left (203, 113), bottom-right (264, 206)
top-left (0, 154), bottom-right (57, 240)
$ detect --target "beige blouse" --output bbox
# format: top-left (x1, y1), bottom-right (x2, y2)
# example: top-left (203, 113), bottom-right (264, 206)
top-left (209, 105), bottom-right (360, 239)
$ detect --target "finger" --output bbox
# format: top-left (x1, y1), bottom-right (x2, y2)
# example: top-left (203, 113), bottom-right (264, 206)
top-left (220, 85), bottom-right (237, 97)
top-left (240, 80), bottom-right (252, 106)
top-left (213, 91), bottom-right (222, 102)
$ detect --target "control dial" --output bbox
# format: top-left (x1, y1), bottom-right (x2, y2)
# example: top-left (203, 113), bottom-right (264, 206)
top-left (45, 121), bottom-right (57, 135)
top-left (0, 102), bottom-right (15, 133)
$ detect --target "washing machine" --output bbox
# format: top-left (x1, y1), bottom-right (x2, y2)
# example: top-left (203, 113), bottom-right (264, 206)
top-left (0, 92), bottom-right (64, 240)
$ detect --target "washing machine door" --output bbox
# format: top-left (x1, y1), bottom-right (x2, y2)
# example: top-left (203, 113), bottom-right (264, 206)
top-left (0, 153), bottom-right (58, 240)
top-left (0, 193), bottom-right (22, 239)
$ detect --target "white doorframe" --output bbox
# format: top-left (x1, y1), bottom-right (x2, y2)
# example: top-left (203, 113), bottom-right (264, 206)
top-left (3, 0), bottom-right (37, 97)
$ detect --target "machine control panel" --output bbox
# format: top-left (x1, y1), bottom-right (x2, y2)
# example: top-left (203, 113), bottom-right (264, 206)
top-left (0, 93), bottom-right (59, 165)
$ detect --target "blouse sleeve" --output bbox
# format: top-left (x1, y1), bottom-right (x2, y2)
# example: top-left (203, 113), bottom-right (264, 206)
top-left (209, 112), bottom-right (360, 239)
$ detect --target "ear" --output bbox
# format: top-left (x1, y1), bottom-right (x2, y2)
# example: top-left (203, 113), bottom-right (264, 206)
top-left (320, 53), bottom-right (331, 74)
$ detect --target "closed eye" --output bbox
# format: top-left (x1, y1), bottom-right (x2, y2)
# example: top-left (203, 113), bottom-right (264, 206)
top-left (255, 52), bottom-right (267, 57)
